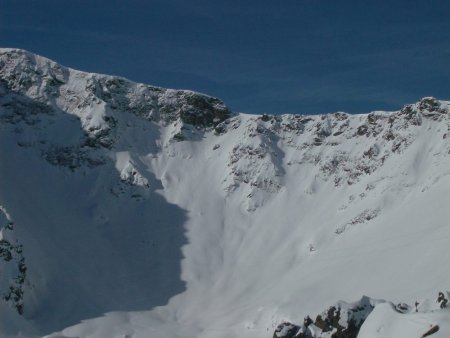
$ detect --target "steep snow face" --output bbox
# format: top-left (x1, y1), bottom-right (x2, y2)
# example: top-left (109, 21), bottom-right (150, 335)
top-left (0, 49), bottom-right (449, 338)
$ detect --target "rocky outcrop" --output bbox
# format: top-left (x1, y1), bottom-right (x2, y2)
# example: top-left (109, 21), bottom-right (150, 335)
top-left (273, 322), bottom-right (301, 338)
top-left (273, 296), bottom-right (381, 338)
top-left (0, 210), bottom-right (27, 315)
top-left (421, 325), bottom-right (440, 337)
top-left (272, 293), bottom-right (450, 338)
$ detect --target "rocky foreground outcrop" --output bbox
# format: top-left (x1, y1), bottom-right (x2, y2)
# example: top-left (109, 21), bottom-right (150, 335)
top-left (273, 293), bottom-right (450, 338)
top-left (273, 296), bottom-right (379, 338)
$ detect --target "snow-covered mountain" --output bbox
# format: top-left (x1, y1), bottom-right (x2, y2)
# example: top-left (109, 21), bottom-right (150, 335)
top-left (0, 48), bottom-right (449, 338)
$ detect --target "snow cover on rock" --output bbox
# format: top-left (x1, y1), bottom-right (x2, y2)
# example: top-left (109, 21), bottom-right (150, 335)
top-left (274, 296), bottom-right (383, 338)
top-left (274, 296), bottom-right (450, 338)
top-left (0, 49), bottom-right (449, 338)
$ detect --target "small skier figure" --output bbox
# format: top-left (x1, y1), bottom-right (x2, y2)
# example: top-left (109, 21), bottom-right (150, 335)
top-left (415, 301), bottom-right (419, 312)
top-left (304, 315), bottom-right (313, 327)
top-left (437, 292), bottom-right (448, 309)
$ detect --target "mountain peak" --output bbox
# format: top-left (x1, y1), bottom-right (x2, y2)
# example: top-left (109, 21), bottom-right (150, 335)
top-left (0, 48), bottom-right (232, 131)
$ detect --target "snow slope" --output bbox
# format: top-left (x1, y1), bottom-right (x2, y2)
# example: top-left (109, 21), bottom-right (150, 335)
top-left (0, 48), bottom-right (449, 338)
top-left (358, 302), bottom-right (450, 338)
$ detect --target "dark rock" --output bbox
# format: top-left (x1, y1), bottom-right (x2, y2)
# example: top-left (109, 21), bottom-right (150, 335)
top-left (356, 125), bottom-right (368, 136)
top-left (333, 112), bottom-right (348, 121)
top-left (173, 132), bottom-right (185, 142)
top-left (0, 227), bottom-right (27, 315)
top-left (273, 322), bottom-right (300, 338)
top-left (421, 325), bottom-right (440, 337)
top-left (394, 303), bottom-right (410, 313)
top-left (273, 297), bottom-right (378, 338)
top-left (261, 114), bottom-right (271, 122)
top-left (383, 130), bottom-right (395, 141)
top-left (178, 93), bottom-right (231, 128)
top-left (418, 97), bottom-right (440, 112)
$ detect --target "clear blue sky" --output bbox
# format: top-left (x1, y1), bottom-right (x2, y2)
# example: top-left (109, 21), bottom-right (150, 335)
top-left (1, 0), bottom-right (449, 114)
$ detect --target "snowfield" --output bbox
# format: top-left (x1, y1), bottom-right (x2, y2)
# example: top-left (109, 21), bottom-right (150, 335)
top-left (358, 303), bottom-right (450, 338)
top-left (0, 48), bottom-right (449, 338)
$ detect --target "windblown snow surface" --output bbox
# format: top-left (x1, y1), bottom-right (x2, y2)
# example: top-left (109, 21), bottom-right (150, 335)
top-left (0, 49), bottom-right (449, 338)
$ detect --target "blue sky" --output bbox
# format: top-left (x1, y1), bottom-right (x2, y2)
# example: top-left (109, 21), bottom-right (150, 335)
top-left (1, 0), bottom-right (449, 114)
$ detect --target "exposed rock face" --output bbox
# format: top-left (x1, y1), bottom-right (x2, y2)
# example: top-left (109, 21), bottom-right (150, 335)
top-left (0, 209), bottom-right (27, 315)
top-left (2, 49), bottom-right (449, 201)
top-left (273, 322), bottom-right (301, 338)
